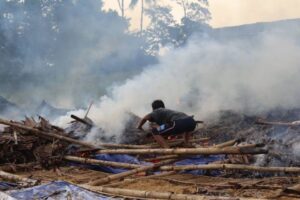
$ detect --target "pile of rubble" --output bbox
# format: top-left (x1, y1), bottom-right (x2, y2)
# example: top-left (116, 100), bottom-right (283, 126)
top-left (0, 116), bottom-right (68, 170)
top-left (0, 109), bottom-right (299, 199)
top-left (201, 109), bottom-right (300, 167)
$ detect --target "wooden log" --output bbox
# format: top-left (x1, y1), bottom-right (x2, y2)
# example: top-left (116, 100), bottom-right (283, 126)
top-left (96, 146), bottom-right (268, 155)
top-left (89, 159), bottom-right (176, 186)
top-left (64, 156), bottom-right (141, 169)
top-left (0, 118), bottom-right (97, 149)
top-left (71, 114), bottom-right (93, 127)
top-left (0, 170), bottom-right (38, 186)
top-left (160, 164), bottom-right (300, 173)
top-left (82, 185), bottom-right (263, 200)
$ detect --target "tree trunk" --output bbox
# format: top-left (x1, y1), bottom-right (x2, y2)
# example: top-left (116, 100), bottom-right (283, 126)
top-left (140, 0), bottom-right (144, 32)
top-left (121, 0), bottom-right (124, 18)
top-left (181, 0), bottom-right (187, 18)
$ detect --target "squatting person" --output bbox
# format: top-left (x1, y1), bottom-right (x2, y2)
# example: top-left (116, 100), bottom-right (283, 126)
top-left (137, 100), bottom-right (197, 148)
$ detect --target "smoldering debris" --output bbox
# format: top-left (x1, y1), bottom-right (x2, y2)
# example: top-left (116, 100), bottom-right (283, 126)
top-left (0, 110), bottom-right (300, 199)
top-left (201, 108), bottom-right (300, 167)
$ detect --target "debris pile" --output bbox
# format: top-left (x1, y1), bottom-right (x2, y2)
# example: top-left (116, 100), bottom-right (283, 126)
top-left (0, 117), bottom-right (69, 170)
top-left (202, 109), bottom-right (300, 167)
top-left (0, 109), bottom-right (300, 199)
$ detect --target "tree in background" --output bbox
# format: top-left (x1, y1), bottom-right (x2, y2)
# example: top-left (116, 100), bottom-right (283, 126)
top-left (172, 0), bottom-right (211, 22)
top-left (0, 0), bottom-right (156, 107)
top-left (143, 0), bottom-right (211, 55)
top-left (116, 0), bottom-right (125, 18)
top-left (144, 4), bottom-right (177, 54)
top-left (129, 0), bottom-right (156, 32)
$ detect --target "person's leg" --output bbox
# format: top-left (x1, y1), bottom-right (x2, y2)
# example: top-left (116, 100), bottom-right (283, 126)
top-left (183, 132), bottom-right (190, 145)
top-left (152, 134), bottom-right (170, 148)
top-left (152, 123), bottom-right (175, 148)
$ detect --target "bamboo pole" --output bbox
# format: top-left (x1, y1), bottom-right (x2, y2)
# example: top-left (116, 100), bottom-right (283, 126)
top-left (143, 155), bottom-right (180, 162)
top-left (256, 120), bottom-right (300, 126)
top-left (64, 156), bottom-right (141, 169)
top-left (96, 146), bottom-right (267, 155)
top-left (0, 162), bottom-right (39, 172)
top-left (0, 170), bottom-right (38, 185)
top-left (82, 185), bottom-right (264, 200)
top-left (89, 159), bottom-right (176, 186)
top-left (99, 143), bottom-right (154, 149)
top-left (103, 171), bottom-right (176, 187)
top-left (160, 164), bottom-right (300, 173)
top-left (65, 156), bottom-right (298, 173)
top-left (0, 118), bottom-right (97, 149)
top-left (146, 138), bottom-right (210, 146)
top-left (214, 139), bottom-right (240, 148)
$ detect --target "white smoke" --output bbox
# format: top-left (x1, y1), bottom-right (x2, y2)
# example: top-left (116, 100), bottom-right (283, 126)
top-left (55, 22), bottom-right (300, 143)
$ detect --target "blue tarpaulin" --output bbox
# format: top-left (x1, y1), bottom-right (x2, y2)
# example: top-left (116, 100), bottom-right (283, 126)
top-left (6, 181), bottom-right (112, 200)
top-left (79, 154), bottom-right (224, 175)
top-left (0, 154), bottom-right (224, 199)
top-left (0, 182), bottom-right (17, 190)
top-left (174, 155), bottom-right (223, 175)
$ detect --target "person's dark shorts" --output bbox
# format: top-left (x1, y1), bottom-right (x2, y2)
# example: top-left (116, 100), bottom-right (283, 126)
top-left (152, 116), bottom-right (196, 136)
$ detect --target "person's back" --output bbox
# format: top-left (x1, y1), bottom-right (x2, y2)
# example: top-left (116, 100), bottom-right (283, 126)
top-left (149, 108), bottom-right (188, 125)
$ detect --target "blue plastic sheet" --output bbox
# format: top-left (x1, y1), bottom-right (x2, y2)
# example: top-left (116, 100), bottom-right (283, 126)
top-left (174, 155), bottom-right (224, 175)
top-left (76, 154), bottom-right (224, 175)
top-left (6, 181), bottom-right (111, 200)
top-left (0, 182), bottom-right (17, 190)
top-left (89, 154), bottom-right (149, 173)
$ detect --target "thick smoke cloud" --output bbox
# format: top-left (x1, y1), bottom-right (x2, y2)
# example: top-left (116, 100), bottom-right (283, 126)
top-left (69, 21), bottom-right (300, 142)
top-left (0, 0), bottom-right (155, 108)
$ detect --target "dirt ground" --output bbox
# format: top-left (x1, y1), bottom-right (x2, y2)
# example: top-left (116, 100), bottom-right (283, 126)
top-left (14, 166), bottom-right (300, 199)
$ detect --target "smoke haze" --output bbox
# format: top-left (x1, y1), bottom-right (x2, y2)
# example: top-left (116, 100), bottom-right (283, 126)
top-left (0, 0), bottom-right (155, 109)
top-left (77, 21), bottom-right (300, 142)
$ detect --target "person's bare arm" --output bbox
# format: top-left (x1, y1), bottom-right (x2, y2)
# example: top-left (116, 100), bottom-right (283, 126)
top-left (137, 114), bottom-right (151, 130)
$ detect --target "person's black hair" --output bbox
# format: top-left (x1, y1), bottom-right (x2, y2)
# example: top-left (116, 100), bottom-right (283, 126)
top-left (152, 100), bottom-right (165, 110)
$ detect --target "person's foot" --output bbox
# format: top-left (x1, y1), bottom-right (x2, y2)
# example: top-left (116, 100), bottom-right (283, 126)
top-left (183, 143), bottom-right (194, 148)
